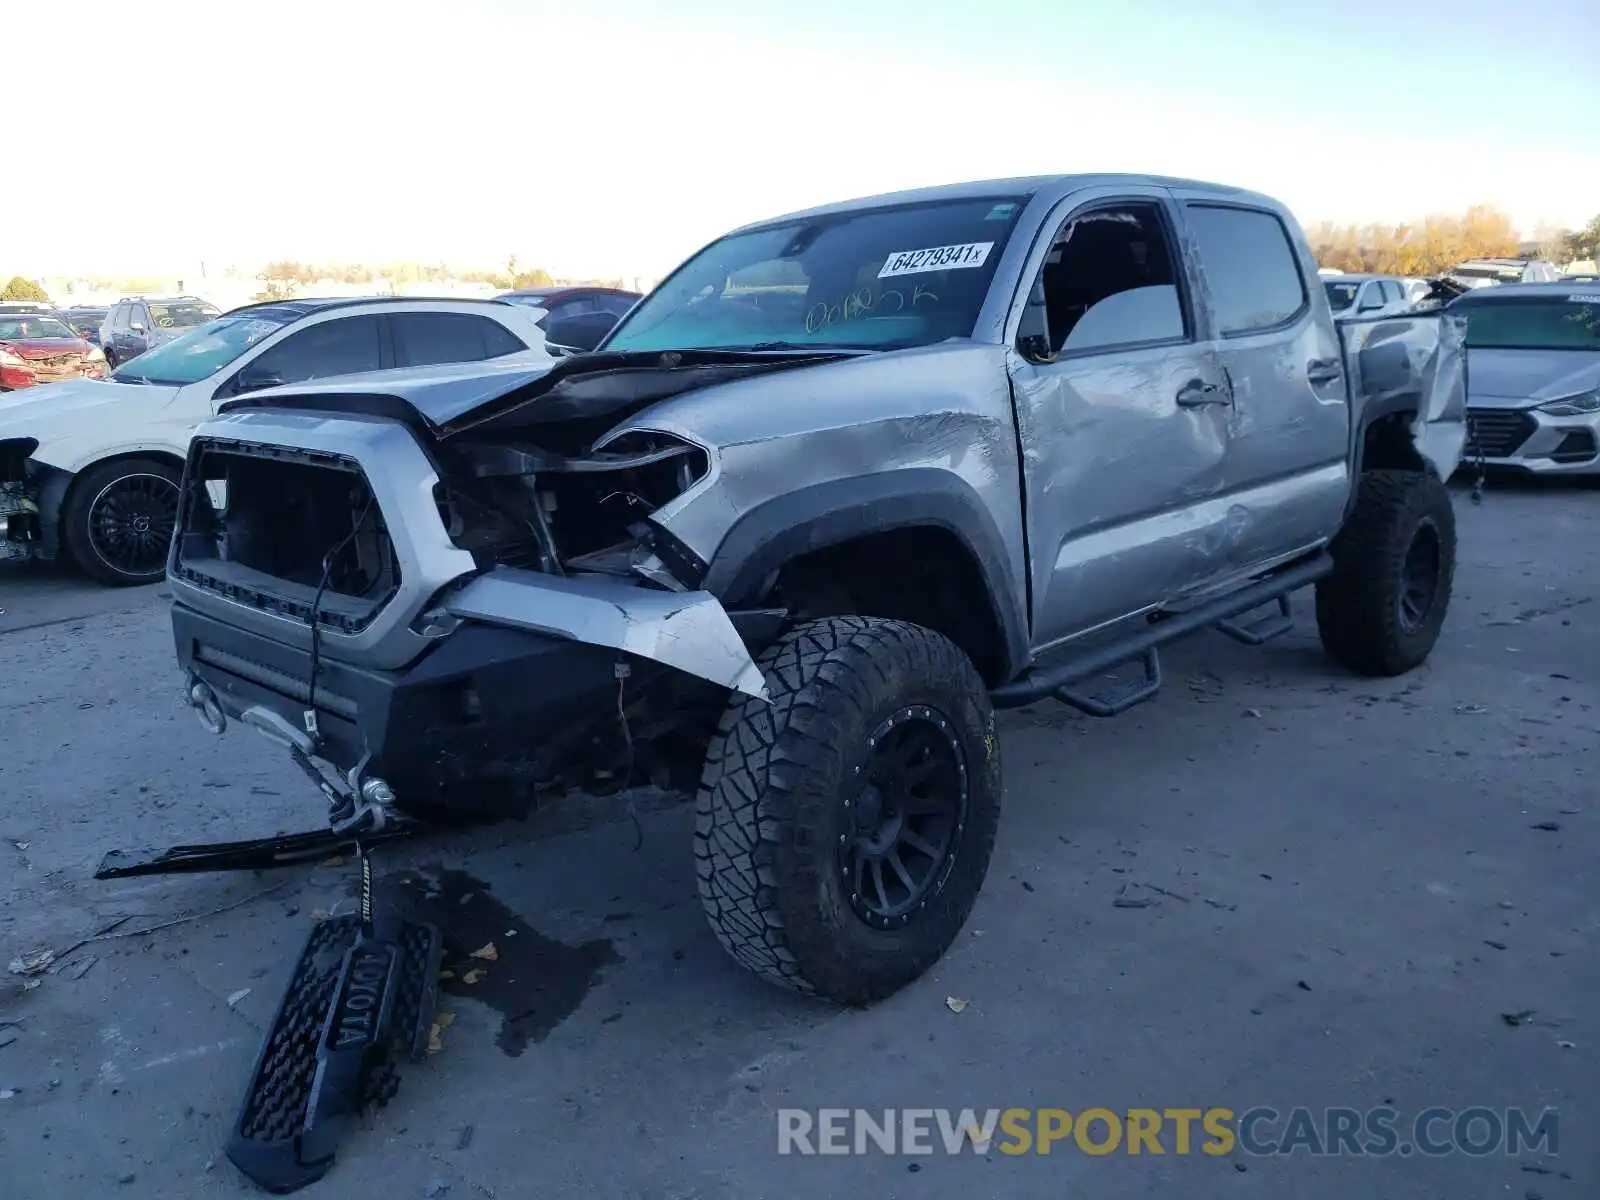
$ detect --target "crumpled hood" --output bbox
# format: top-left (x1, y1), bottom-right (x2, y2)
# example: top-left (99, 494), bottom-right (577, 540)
top-left (0, 377), bottom-right (178, 453)
top-left (219, 346), bottom-right (859, 450)
top-left (1466, 348), bottom-right (1600, 408)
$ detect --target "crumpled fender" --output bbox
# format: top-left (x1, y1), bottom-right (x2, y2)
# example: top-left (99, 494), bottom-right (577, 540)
top-left (1340, 310), bottom-right (1469, 480)
top-left (442, 567), bottom-right (770, 702)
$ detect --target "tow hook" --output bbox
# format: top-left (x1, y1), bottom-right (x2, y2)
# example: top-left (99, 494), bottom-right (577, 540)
top-left (188, 677), bottom-right (227, 735)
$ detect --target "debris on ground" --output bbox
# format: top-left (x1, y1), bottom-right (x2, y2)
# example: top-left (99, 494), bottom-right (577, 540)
top-left (469, 942), bottom-right (499, 961)
top-left (1484, 940), bottom-right (1507, 951)
top-left (460, 968), bottom-right (486, 985)
top-left (66, 955), bottom-right (99, 980)
top-left (1453, 703), bottom-right (1488, 715)
top-left (12, 841), bottom-right (28, 851)
top-left (1530, 822), bottom-right (1562, 832)
top-left (8, 949), bottom-right (55, 976)
top-left (1112, 884), bottom-right (1155, 909)
top-left (424, 1180), bottom-right (450, 1198)
top-left (1501, 1010), bottom-right (1536, 1027)
top-left (0, 1030), bottom-right (17, 1050)
top-left (456, 1125), bottom-right (475, 1151)
top-left (1296, 981), bottom-right (1313, 992)
top-left (1557, 1040), bottom-right (1576, 1049)
top-left (227, 988), bottom-right (251, 1008)
top-left (945, 996), bottom-right (968, 1014)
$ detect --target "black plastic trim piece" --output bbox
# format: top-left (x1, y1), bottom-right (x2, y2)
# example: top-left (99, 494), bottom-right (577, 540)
top-left (226, 913), bottom-right (441, 1195)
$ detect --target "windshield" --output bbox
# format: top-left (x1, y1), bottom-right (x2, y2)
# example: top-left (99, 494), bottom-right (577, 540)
top-left (1459, 297), bottom-right (1600, 352)
top-left (111, 315), bottom-right (290, 385)
top-left (0, 317), bottom-right (78, 340)
top-left (604, 196), bottom-right (1028, 353)
top-left (1323, 281), bottom-right (1360, 311)
top-left (147, 301), bottom-right (220, 330)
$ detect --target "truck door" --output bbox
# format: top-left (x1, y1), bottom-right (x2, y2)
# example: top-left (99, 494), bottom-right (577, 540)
top-left (1004, 187), bottom-right (1235, 649)
top-left (1168, 195), bottom-right (1350, 576)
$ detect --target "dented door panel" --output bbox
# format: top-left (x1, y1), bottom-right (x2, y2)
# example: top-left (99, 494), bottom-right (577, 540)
top-left (1008, 342), bottom-right (1232, 649)
top-left (1169, 192), bottom-right (1353, 576)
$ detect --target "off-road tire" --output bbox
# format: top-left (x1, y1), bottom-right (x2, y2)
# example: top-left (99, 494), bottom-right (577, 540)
top-left (694, 616), bottom-right (1002, 1005)
top-left (62, 456), bottom-right (183, 587)
top-left (1315, 468), bottom-right (1456, 676)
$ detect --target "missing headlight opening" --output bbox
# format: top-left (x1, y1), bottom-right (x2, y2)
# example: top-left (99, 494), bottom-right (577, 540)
top-left (432, 430), bottom-right (709, 581)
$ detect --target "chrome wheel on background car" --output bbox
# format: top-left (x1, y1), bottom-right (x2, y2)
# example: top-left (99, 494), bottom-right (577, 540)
top-left (62, 456), bottom-right (185, 586)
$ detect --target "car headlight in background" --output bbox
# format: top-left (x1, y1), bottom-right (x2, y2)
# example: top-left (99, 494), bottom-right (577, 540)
top-left (0, 348), bottom-right (24, 368)
top-left (1537, 390), bottom-right (1600, 417)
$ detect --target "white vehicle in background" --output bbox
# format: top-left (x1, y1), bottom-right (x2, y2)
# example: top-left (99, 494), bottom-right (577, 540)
top-left (1447, 258), bottom-right (1564, 288)
top-left (0, 297), bottom-right (552, 585)
top-left (1320, 273), bottom-right (1415, 320)
top-left (1457, 283), bottom-right (1600, 475)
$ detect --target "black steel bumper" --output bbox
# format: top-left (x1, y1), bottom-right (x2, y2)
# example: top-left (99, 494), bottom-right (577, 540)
top-left (172, 601), bottom-right (641, 813)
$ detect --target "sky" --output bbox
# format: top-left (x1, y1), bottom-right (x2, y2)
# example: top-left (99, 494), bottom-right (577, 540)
top-left (7, 0), bottom-right (1598, 282)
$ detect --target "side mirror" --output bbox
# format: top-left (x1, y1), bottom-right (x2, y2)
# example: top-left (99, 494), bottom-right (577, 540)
top-left (543, 312), bottom-right (621, 354)
top-left (130, 321), bottom-right (146, 334)
top-left (232, 367), bottom-right (284, 394)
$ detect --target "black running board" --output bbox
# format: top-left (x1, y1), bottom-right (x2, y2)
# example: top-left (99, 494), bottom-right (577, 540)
top-left (227, 912), bottom-right (442, 1194)
top-left (991, 554), bottom-right (1332, 710)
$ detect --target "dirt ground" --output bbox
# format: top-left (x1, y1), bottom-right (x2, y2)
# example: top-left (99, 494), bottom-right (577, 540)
top-left (1, 479), bottom-right (1594, 1199)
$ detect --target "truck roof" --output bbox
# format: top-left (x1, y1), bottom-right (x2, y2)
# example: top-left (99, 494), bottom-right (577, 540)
top-left (729, 173), bottom-right (1274, 235)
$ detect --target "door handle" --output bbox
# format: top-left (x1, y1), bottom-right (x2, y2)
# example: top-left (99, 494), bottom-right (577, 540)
top-left (1307, 359), bottom-right (1343, 386)
top-left (1176, 379), bottom-right (1230, 407)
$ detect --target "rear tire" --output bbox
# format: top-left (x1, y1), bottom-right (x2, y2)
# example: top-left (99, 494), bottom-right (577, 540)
top-left (695, 616), bottom-right (1002, 1005)
top-left (1316, 468), bottom-right (1456, 676)
top-left (62, 457), bottom-right (183, 587)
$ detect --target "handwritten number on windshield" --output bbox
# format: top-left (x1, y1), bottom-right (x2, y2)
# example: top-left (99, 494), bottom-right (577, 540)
top-left (804, 285), bottom-right (939, 334)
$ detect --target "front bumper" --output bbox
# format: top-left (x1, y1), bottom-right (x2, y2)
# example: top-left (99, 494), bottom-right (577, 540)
top-left (175, 600), bottom-right (664, 813)
top-left (0, 483), bottom-right (41, 563)
top-left (174, 571), bottom-right (776, 813)
top-left (1466, 405), bottom-right (1600, 474)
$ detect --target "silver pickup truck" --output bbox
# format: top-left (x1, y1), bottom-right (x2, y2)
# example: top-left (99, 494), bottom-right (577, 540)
top-left (164, 173), bottom-right (1467, 1006)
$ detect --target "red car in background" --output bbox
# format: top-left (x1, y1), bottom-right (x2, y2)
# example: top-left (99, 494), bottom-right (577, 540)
top-left (0, 313), bottom-right (108, 391)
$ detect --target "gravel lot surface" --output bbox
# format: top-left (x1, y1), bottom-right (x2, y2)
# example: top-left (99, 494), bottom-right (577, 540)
top-left (1, 480), bottom-right (1594, 1198)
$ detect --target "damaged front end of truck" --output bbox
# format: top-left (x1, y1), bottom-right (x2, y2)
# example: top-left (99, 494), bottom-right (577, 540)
top-left (166, 350), bottom-right (858, 826)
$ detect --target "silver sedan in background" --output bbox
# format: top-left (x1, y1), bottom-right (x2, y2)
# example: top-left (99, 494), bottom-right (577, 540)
top-left (1456, 283), bottom-right (1600, 473)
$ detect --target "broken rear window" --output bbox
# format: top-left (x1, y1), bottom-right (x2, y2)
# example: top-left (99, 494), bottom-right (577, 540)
top-left (604, 196), bottom-right (1028, 353)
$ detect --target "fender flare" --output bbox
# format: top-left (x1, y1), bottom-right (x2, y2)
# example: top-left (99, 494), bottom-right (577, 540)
top-left (697, 468), bottom-right (1030, 681)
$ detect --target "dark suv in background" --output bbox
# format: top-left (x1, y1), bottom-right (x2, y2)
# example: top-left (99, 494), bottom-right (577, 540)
top-left (61, 306), bottom-right (109, 344)
top-left (497, 285), bottom-right (640, 350)
top-left (101, 294), bottom-right (222, 366)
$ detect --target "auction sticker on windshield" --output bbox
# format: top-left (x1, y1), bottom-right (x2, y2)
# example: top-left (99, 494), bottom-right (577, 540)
top-left (1567, 293), bottom-right (1600, 304)
top-left (878, 242), bottom-right (994, 279)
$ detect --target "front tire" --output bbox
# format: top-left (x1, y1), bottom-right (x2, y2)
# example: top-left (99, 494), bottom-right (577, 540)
top-left (695, 616), bottom-right (1002, 1005)
top-left (1315, 468), bottom-right (1456, 676)
top-left (62, 457), bottom-right (183, 587)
